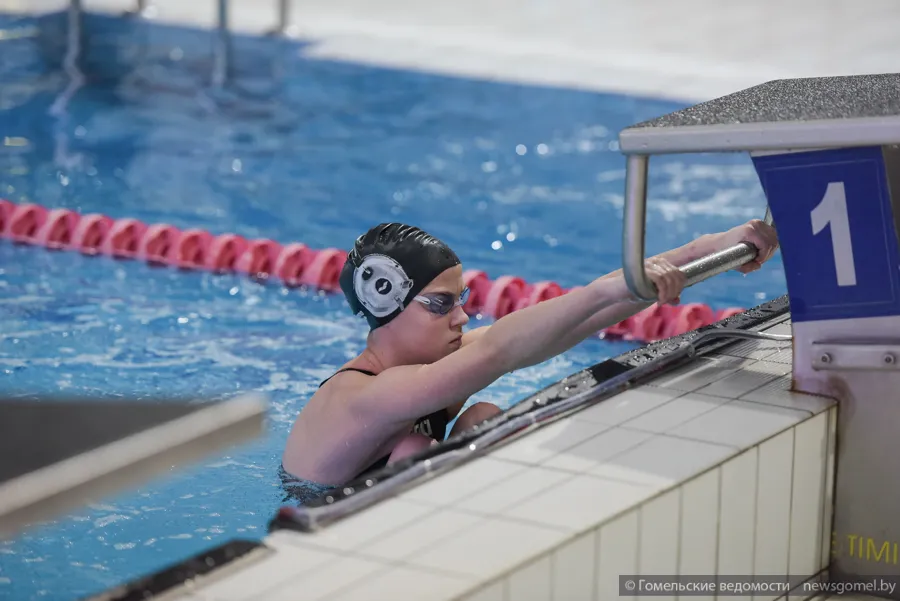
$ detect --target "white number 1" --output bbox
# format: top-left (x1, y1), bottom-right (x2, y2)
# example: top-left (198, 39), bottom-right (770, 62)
top-left (811, 181), bottom-right (857, 287)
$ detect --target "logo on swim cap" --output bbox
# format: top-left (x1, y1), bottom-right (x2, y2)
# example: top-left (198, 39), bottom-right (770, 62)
top-left (352, 254), bottom-right (413, 318)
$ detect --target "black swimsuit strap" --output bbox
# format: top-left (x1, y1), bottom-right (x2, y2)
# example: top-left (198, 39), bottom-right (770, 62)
top-left (318, 367), bottom-right (377, 388)
top-left (316, 365), bottom-right (449, 468)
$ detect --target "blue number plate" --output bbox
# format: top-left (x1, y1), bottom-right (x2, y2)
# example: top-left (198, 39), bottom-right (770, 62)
top-left (753, 146), bottom-right (900, 322)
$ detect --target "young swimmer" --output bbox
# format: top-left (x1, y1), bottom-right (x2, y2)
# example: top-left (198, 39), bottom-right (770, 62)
top-left (282, 220), bottom-right (779, 485)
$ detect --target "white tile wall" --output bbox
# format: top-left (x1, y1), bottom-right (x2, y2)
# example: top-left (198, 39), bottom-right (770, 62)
top-left (455, 465), bottom-right (573, 515)
top-left (719, 337), bottom-right (791, 362)
top-left (299, 403), bottom-right (830, 601)
top-left (638, 489), bottom-right (681, 601)
top-left (289, 497), bottom-right (435, 552)
top-left (408, 515), bottom-right (567, 579)
top-left (398, 457), bottom-right (527, 506)
top-left (329, 565), bottom-right (475, 601)
top-left (596, 510), bottom-right (639, 601)
top-left (489, 419), bottom-right (610, 466)
top-left (571, 387), bottom-right (681, 425)
top-left (752, 429), bottom-right (794, 601)
top-left (670, 400), bottom-right (807, 450)
top-left (552, 530), bottom-right (596, 601)
top-left (590, 434), bottom-right (736, 490)
top-left (262, 555), bottom-right (388, 601)
top-left (456, 580), bottom-right (504, 601)
top-left (506, 555), bottom-right (552, 601)
top-left (740, 374), bottom-right (835, 416)
top-left (361, 507), bottom-right (483, 563)
top-left (678, 469), bottom-right (720, 601)
top-left (698, 361), bottom-right (790, 399)
top-left (646, 356), bottom-right (746, 393)
top-left (761, 347), bottom-right (792, 365)
top-left (164, 591), bottom-right (207, 601)
top-left (507, 473), bottom-right (653, 532)
top-left (762, 321), bottom-right (793, 336)
top-left (717, 448), bottom-right (758, 592)
top-left (621, 392), bottom-right (727, 433)
top-left (819, 407), bottom-right (837, 568)
top-left (789, 413), bottom-right (829, 578)
top-left (541, 427), bottom-right (653, 473)
top-left (194, 540), bottom-right (337, 600)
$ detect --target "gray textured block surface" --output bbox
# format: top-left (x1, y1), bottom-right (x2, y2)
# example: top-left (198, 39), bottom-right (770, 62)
top-left (627, 74), bottom-right (900, 129)
top-left (619, 74), bottom-right (900, 154)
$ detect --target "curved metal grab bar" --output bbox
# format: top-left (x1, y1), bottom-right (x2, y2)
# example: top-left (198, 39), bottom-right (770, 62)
top-left (622, 154), bottom-right (774, 301)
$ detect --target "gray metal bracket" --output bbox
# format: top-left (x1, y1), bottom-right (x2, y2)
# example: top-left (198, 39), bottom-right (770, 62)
top-left (811, 340), bottom-right (900, 371)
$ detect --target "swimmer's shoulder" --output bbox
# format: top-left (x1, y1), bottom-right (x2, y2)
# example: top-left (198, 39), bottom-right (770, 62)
top-left (316, 362), bottom-right (416, 411)
top-left (313, 365), bottom-right (380, 403)
top-left (319, 365), bottom-right (377, 387)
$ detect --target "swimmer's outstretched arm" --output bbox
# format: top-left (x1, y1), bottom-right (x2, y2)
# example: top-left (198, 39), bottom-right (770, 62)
top-left (537, 218), bottom-right (780, 361)
top-left (460, 219), bottom-right (779, 367)
top-left (350, 258), bottom-right (684, 425)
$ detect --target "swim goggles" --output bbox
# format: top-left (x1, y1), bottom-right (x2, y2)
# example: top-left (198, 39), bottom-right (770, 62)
top-left (412, 287), bottom-right (470, 315)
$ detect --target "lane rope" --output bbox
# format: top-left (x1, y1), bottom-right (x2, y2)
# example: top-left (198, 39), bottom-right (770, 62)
top-left (0, 200), bottom-right (745, 342)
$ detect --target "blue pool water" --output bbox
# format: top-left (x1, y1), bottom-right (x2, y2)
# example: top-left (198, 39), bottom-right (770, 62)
top-left (0, 10), bottom-right (785, 600)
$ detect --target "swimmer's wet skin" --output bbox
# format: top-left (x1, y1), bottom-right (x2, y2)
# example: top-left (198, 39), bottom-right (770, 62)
top-left (282, 220), bottom-right (779, 486)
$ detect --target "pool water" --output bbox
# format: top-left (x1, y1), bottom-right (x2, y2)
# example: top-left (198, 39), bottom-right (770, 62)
top-left (0, 10), bottom-right (785, 600)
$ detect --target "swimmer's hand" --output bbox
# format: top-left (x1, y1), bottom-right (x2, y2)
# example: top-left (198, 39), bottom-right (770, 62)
top-left (644, 256), bottom-right (686, 306)
top-left (717, 218), bottom-right (780, 274)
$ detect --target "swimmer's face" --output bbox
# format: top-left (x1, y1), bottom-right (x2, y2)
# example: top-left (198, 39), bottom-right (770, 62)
top-left (389, 265), bottom-right (469, 363)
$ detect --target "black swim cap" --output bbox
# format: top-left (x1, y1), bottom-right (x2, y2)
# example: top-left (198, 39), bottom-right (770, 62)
top-left (339, 223), bottom-right (461, 330)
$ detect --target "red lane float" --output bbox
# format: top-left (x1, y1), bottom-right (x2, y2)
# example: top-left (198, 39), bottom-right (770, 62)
top-left (234, 238), bottom-right (281, 277)
top-left (206, 233), bottom-right (248, 272)
top-left (102, 218), bottom-right (146, 258)
top-left (37, 208), bottom-right (79, 249)
top-left (71, 214), bottom-right (113, 255)
top-left (0, 200), bottom-right (12, 234)
top-left (483, 275), bottom-right (527, 319)
top-left (300, 249), bottom-right (345, 291)
top-left (171, 229), bottom-right (213, 270)
top-left (0, 199), bottom-right (748, 343)
top-left (140, 224), bottom-right (181, 264)
top-left (274, 243), bottom-right (309, 286)
top-left (8, 203), bottom-right (47, 244)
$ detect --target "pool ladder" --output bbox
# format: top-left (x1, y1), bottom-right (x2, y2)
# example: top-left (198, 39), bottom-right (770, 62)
top-left (69, 0), bottom-right (292, 87)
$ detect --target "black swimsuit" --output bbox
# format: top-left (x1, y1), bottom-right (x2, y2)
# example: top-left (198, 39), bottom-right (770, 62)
top-left (318, 367), bottom-right (451, 476)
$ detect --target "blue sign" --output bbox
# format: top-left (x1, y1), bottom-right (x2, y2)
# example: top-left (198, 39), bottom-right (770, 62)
top-left (753, 146), bottom-right (900, 322)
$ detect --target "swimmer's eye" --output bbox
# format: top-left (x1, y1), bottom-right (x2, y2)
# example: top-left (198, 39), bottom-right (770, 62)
top-left (413, 287), bottom-right (470, 315)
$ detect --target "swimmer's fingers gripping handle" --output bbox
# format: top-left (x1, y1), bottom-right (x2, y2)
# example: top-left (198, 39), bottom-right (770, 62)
top-left (623, 242), bottom-right (759, 304)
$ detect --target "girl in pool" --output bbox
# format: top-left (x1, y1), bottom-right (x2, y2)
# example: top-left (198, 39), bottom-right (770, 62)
top-left (283, 219), bottom-right (779, 485)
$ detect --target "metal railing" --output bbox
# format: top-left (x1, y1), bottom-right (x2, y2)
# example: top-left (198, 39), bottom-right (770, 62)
top-left (622, 154), bottom-right (774, 302)
top-left (212, 0), bottom-right (230, 88)
top-left (119, 0), bottom-right (294, 87)
top-left (275, 0), bottom-right (290, 35)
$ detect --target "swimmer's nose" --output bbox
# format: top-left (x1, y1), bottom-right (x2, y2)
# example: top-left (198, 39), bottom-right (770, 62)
top-left (450, 304), bottom-right (469, 328)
